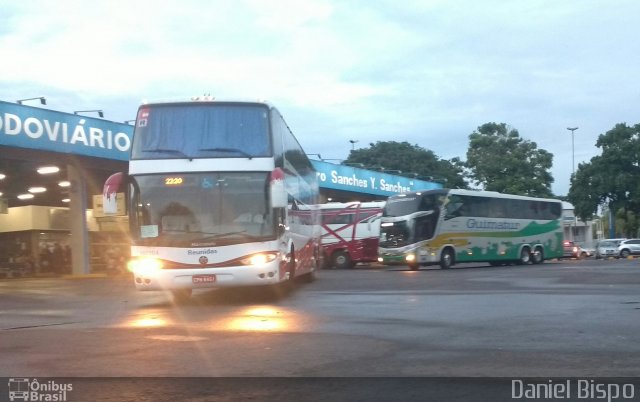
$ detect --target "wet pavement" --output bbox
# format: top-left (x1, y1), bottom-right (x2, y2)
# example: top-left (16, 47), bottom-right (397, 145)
top-left (1, 258), bottom-right (639, 379)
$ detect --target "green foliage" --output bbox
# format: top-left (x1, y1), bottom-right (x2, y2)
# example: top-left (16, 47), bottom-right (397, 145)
top-left (465, 123), bottom-right (554, 197)
top-left (344, 141), bottom-right (468, 188)
top-left (568, 123), bottom-right (640, 236)
top-left (569, 161), bottom-right (602, 221)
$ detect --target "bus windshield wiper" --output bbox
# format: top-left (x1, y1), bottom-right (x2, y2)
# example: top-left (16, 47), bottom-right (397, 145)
top-left (199, 147), bottom-right (253, 160)
top-left (193, 231), bottom-right (248, 242)
top-left (142, 148), bottom-right (192, 159)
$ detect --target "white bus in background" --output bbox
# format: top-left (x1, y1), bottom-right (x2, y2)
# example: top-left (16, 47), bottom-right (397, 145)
top-left (319, 201), bottom-right (385, 269)
top-left (104, 98), bottom-right (321, 301)
top-left (378, 189), bottom-right (563, 270)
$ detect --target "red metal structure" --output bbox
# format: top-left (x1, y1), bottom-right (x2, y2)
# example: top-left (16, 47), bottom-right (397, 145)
top-left (320, 201), bottom-right (385, 269)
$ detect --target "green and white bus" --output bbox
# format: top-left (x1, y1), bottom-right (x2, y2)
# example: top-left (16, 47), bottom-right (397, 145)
top-left (377, 189), bottom-right (563, 270)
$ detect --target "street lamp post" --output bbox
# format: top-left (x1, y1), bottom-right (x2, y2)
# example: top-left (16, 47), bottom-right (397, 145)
top-left (567, 127), bottom-right (578, 241)
top-left (567, 127), bottom-right (578, 176)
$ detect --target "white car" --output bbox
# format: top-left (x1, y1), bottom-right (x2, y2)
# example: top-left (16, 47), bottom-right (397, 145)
top-left (580, 246), bottom-right (595, 258)
top-left (595, 239), bottom-right (624, 259)
top-left (617, 239), bottom-right (640, 258)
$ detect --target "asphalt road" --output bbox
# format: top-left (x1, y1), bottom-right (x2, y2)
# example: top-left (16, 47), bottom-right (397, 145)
top-left (1, 258), bottom-right (639, 401)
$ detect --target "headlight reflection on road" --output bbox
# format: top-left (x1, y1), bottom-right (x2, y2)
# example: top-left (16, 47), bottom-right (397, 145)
top-left (126, 313), bottom-right (170, 328)
top-left (222, 306), bottom-right (296, 332)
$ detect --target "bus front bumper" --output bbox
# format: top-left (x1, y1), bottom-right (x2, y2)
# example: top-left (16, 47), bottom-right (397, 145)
top-left (378, 247), bottom-right (440, 266)
top-left (132, 264), bottom-right (283, 291)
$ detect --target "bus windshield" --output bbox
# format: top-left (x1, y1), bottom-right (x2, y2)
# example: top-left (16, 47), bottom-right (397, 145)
top-left (380, 192), bottom-right (445, 247)
top-left (131, 103), bottom-right (271, 160)
top-left (383, 193), bottom-right (444, 217)
top-left (131, 172), bottom-right (274, 247)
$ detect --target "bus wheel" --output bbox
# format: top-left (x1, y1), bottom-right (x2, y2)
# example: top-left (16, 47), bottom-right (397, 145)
top-left (300, 249), bottom-right (318, 283)
top-left (171, 288), bottom-right (192, 303)
top-left (532, 247), bottom-right (544, 264)
top-left (332, 251), bottom-right (353, 269)
top-left (408, 263), bottom-right (420, 271)
top-left (299, 269), bottom-right (317, 283)
top-left (517, 247), bottom-right (531, 265)
top-left (440, 249), bottom-right (453, 269)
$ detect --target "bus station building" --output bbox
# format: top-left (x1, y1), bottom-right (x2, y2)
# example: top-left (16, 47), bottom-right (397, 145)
top-left (0, 100), bottom-right (442, 277)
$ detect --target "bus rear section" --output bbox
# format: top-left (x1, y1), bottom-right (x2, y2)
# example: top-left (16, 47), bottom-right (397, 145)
top-left (320, 201), bottom-right (384, 269)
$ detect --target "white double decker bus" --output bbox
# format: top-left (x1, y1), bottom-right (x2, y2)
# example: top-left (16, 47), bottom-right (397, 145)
top-left (378, 189), bottom-right (563, 270)
top-left (105, 98), bottom-right (321, 300)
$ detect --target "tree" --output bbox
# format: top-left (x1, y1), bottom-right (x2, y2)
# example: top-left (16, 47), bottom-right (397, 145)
top-left (465, 122), bottom-right (554, 197)
top-left (344, 141), bottom-right (468, 188)
top-left (568, 123), bottom-right (640, 236)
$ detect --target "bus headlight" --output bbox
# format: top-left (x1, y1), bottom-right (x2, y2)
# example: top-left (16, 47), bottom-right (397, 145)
top-left (128, 258), bottom-right (163, 274)
top-left (405, 254), bottom-right (416, 263)
top-left (240, 252), bottom-right (278, 266)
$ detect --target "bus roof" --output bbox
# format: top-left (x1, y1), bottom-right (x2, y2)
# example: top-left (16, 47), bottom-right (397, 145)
top-left (140, 96), bottom-right (273, 108)
top-left (388, 188), bottom-right (561, 203)
top-left (319, 201), bottom-right (386, 210)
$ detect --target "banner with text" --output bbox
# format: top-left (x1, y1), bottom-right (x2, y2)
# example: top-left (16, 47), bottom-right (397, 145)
top-left (310, 160), bottom-right (442, 197)
top-left (0, 100), bottom-right (133, 161)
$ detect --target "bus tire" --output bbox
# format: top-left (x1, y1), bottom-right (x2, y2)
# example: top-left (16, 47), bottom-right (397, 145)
top-left (171, 288), bottom-right (192, 303)
top-left (440, 248), bottom-right (454, 269)
top-left (408, 263), bottom-right (420, 271)
top-left (332, 251), bottom-right (353, 269)
top-left (517, 247), bottom-right (531, 265)
top-left (299, 269), bottom-right (317, 283)
top-left (300, 248), bottom-right (318, 283)
top-left (532, 247), bottom-right (544, 264)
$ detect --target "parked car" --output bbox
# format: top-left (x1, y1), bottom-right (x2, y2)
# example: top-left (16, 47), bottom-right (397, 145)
top-left (617, 239), bottom-right (640, 258)
top-left (595, 240), bottom-right (621, 259)
top-left (562, 240), bottom-right (585, 259)
top-left (580, 246), bottom-right (595, 258)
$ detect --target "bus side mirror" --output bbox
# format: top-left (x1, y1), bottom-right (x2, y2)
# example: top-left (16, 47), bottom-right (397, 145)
top-left (270, 168), bottom-right (288, 208)
top-left (102, 172), bottom-right (128, 215)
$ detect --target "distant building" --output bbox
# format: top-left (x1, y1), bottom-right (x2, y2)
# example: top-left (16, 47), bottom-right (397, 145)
top-left (562, 201), bottom-right (594, 247)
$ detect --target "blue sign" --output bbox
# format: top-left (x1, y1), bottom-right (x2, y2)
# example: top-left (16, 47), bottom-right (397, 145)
top-left (0, 101), bottom-right (133, 161)
top-left (0, 100), bottom-right (441, 197)
top-left (310, 160), bottom-right (442, 196)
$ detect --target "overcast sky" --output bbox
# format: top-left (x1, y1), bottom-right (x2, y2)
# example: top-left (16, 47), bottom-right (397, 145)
top-left (2, 0), bottom-right (639, 195)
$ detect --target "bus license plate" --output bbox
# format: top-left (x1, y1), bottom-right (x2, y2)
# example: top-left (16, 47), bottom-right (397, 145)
top-left (192, 274), bottom-right (216, 284)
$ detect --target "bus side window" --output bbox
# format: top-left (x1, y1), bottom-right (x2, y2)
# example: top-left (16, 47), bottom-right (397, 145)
top-left (445, 202), bottom-right (463, 220)
top-left (324, 213), bottom-right (353, 225)
top-left (491, 199), bottom-right (508, 218)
